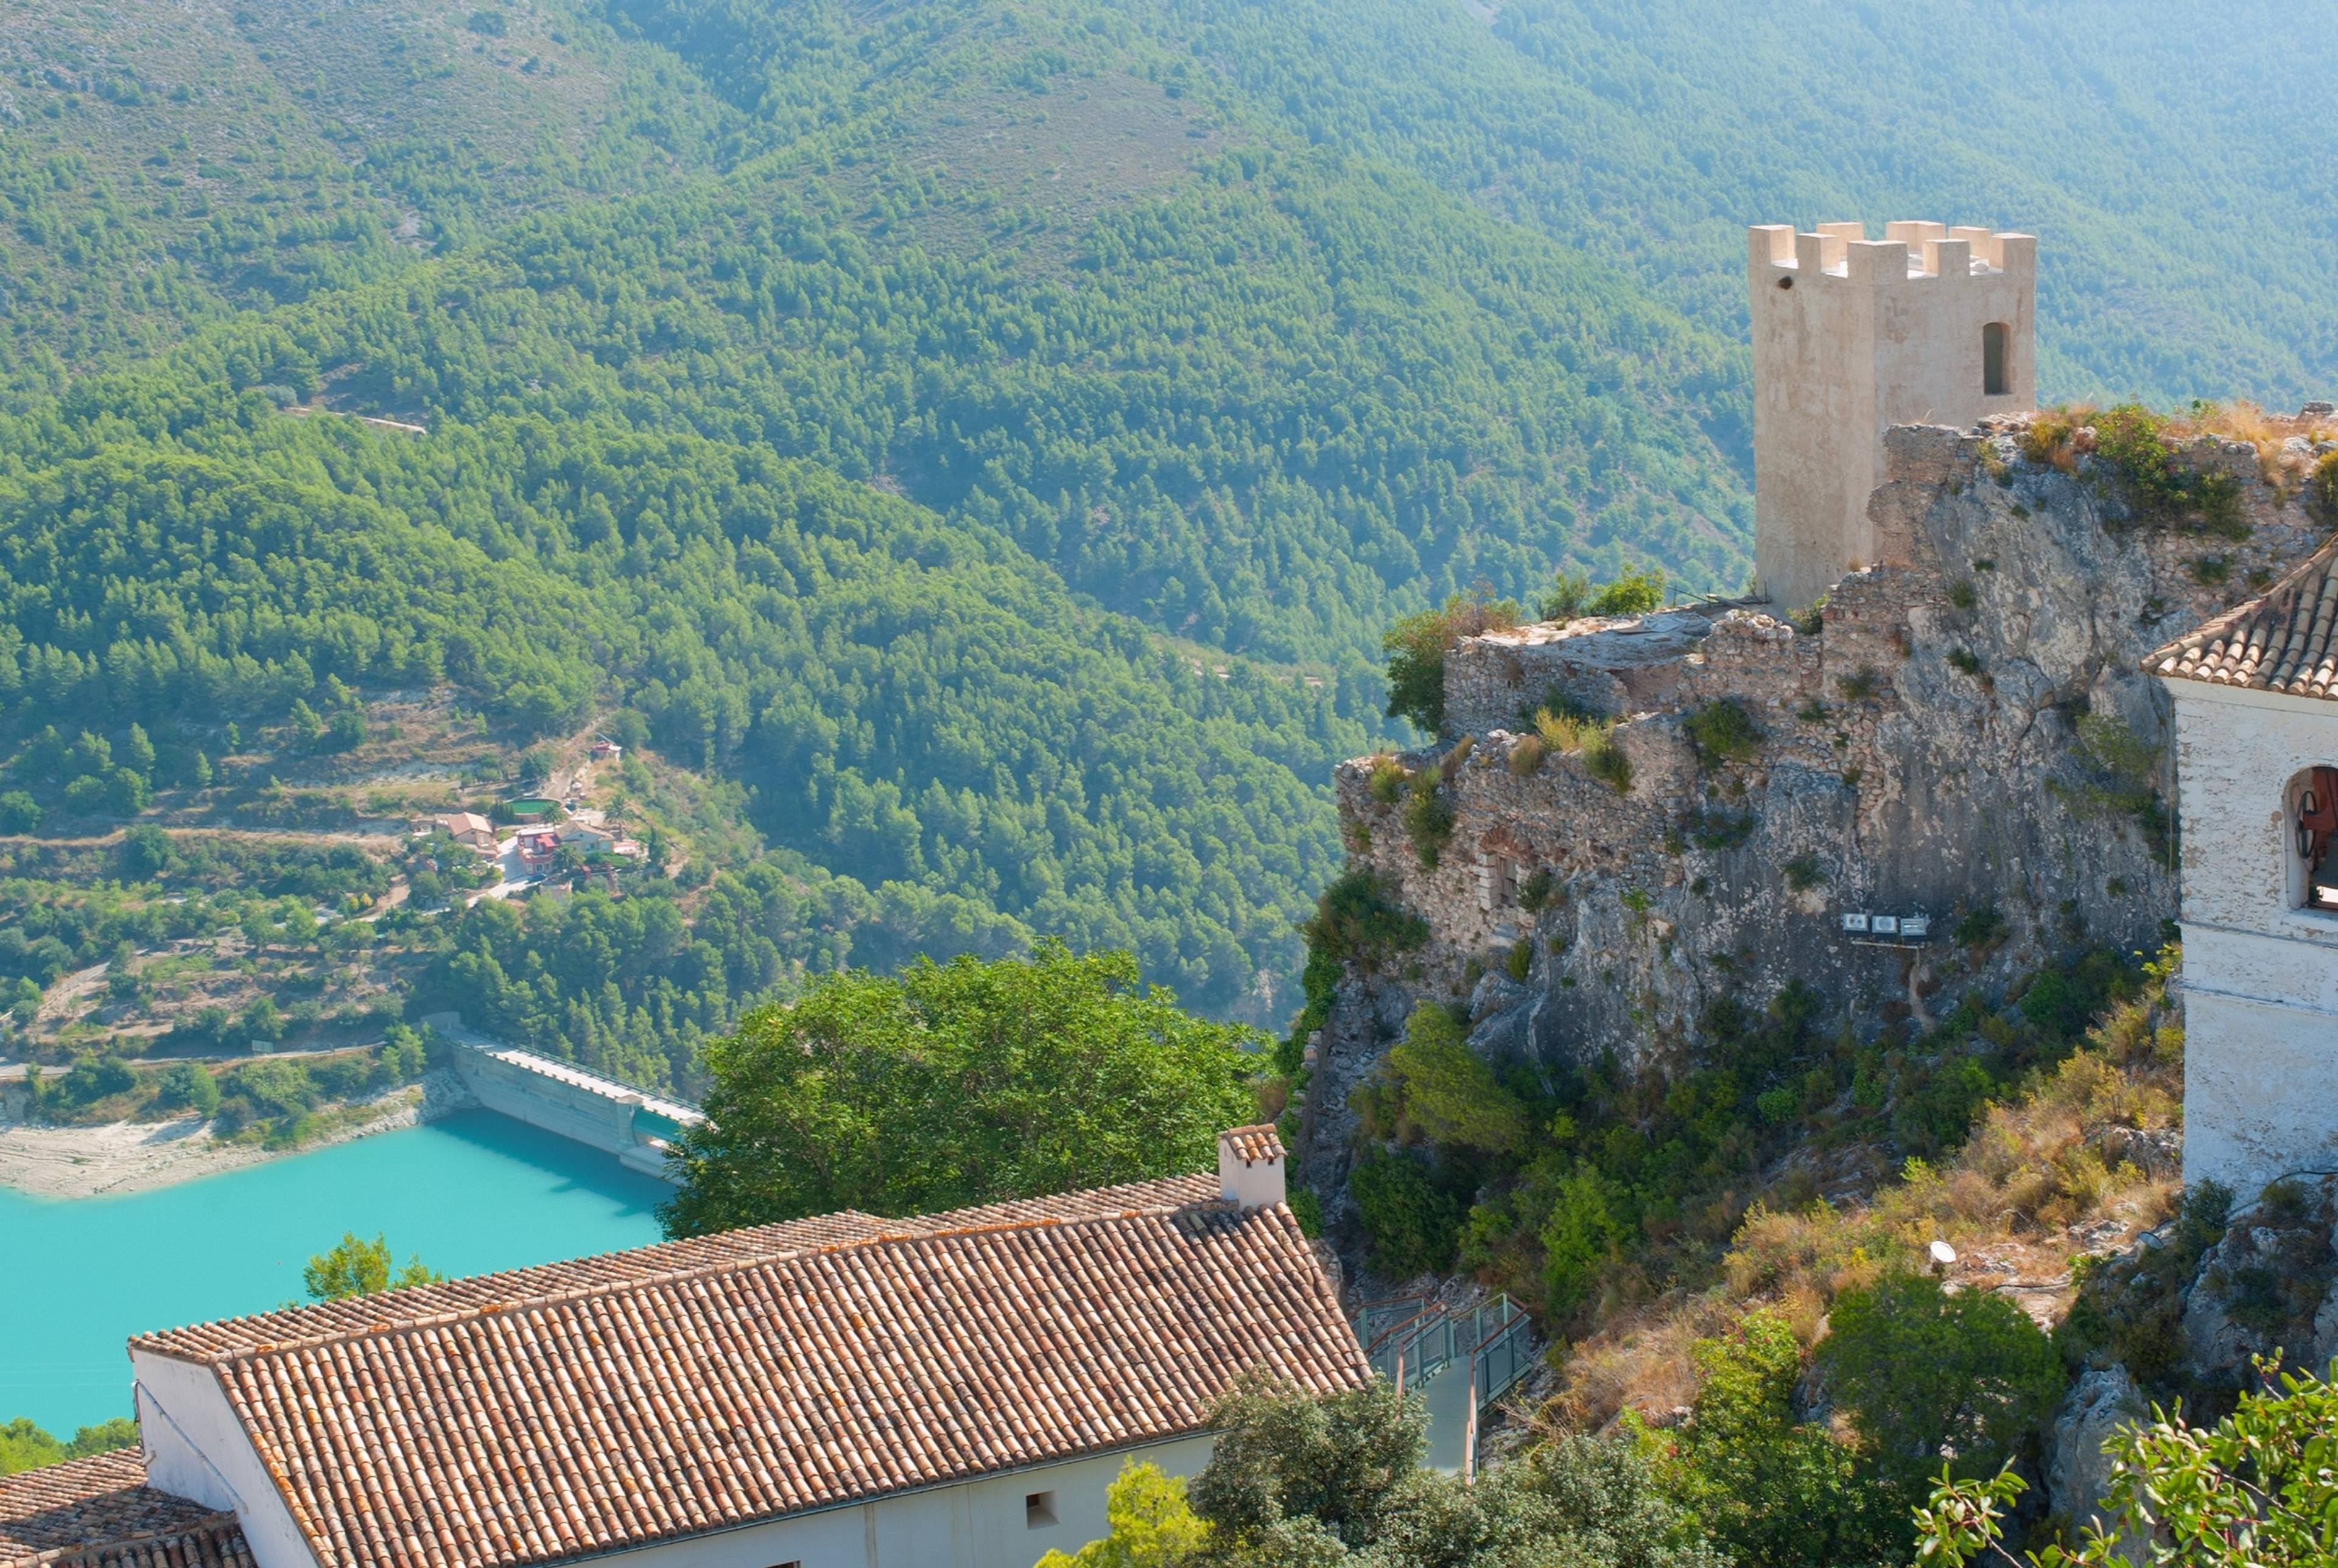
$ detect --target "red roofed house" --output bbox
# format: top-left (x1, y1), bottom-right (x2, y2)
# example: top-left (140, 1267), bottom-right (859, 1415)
top-left (3, 1127), bottom-right (1361, 1568)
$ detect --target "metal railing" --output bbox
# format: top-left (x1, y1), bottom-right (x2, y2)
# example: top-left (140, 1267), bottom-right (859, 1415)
top-left (1356, 1293), bottom-right (1533, 1412)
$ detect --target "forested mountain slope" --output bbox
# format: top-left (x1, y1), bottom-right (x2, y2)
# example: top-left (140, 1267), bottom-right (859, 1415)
top-left (0, 0), bottom-right (2323, 1046)
top-left (1160, 0), bottom-right (2338, 405)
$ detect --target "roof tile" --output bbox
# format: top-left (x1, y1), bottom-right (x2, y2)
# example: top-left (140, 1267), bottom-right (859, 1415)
top-left (0, 1454), bottom-right (249, 1568)
top-left (1219, 1125), bottom-right (1285, 1164)
top-left (138, 1173), bottom-right (1359, 1568)
top-left (2149, 541), bottom-right (2338, 698)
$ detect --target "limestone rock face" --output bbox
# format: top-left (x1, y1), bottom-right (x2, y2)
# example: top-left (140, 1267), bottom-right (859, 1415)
top-left (2047, 1365), bottom-right (2148, 1555)
top-left (2178, 1173), bottom-right (2338, 1388)
top-left (1318, 418), bottom-right (2333, 1096)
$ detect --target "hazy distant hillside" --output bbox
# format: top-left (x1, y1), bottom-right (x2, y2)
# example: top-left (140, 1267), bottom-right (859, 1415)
top-left (1161, 0), bottom-right (2338, 405)
top-left (0, 0), bottom-right (2322, 1040)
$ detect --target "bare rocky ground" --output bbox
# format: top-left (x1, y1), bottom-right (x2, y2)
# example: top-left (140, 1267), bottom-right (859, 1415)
top-left (0, 1071), bottom-right (472, 1200)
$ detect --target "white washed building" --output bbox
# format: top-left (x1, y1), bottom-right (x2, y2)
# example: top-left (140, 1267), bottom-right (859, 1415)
top-left (2, 1127), bottom-right (1357, 1568)
top-left (2149, 546), bottom-right (2338, 1196)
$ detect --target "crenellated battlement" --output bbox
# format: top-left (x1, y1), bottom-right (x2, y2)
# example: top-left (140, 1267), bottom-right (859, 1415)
top-left (1748, 222), bottom-right (2035, 287)
top-left (1749, 220), bottom-right (2037, 611)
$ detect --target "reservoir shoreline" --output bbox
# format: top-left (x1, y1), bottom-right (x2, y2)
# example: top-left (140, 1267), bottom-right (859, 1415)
top-left (0, 1069), bottom-right (474, 1201)
top-left (0, 1108), bottom-right (671, 1433)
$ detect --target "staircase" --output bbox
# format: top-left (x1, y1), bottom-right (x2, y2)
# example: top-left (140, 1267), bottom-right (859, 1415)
top-left (1355, 1293), bottom-right (1535, 1474)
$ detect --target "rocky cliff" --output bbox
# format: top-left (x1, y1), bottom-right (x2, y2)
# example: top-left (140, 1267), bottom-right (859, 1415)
top-left (1301, 410), bottom-right (2337, 1248)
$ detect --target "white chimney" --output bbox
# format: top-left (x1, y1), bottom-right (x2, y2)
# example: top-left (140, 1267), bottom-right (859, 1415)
top-left (1217, 1124), bottom-right (1287, 1211)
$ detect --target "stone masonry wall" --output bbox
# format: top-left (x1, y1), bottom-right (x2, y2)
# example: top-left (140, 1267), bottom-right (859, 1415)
top-left (1301, 415), bottom-right (2337, 1237)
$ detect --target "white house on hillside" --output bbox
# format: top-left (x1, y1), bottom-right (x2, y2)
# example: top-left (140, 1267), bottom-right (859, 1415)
top-left (1, 1127), bottom-right (1357, 1568)
top-left (2149, 543), bottom-right (2338, 1196)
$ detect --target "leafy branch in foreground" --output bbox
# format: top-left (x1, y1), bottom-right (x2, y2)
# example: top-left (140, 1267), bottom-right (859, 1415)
top-left (1914, 1356), bottom-right (2338, 1567)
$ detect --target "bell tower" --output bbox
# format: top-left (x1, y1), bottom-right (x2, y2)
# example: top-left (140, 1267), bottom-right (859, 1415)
top-left (1748, 222), bottom-right (2037, 612)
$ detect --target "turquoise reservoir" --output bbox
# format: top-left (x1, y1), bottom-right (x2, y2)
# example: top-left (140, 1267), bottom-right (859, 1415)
top-left (0, 1111), bottom-right (669, 1435)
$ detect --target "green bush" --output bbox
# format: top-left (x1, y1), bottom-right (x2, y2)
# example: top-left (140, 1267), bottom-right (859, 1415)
top-left (1816, 1271), bottom-right (2064, 1499)
top-left (1542, 565), bottom-right (1668, 621)
top-left (1388, 1003), bottom-right (1526, 1153)
top-left (2059, 1181), bottom-right (2232, 1399)
top-left (1401, 769), bottom-right (1457, 868)
top-left (1538, 1163), bottom-right (1630, 1318)
top-left (2309, 450), bottom-right (2338, 530)
top-left (1918, 1356), bottom-right (2338, 1568)
top-left (2092, 404), bottom-right (2248, 538)
top-left (0, 793), bottom-right (40, 833)
top-left (1662, 1311), bottom-right (1902, 1568)
top-left (1582, 729), bottom-right (1634, 794)
top-left (154, 1062), bottom-right (221, 1117)
top-left (1382, 592), bottom-right (1518, 735)
top-left (1685, 698), bottom-right (1764, 768)
top-left (1349, 1147), bottom-right (1464, 1278)
top-left (1302, 868), bottom-right (1428, 973)
top-left (1953, 905), bottom-right (2004, 949)
top-left (1517, 866), bottom-right (1558, 912)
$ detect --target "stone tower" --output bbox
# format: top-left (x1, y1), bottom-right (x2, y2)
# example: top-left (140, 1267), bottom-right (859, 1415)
top-left (1748, 222), bottom-right (2036, 612)
top-left (2150, 545), bottom-right (2338, 1199)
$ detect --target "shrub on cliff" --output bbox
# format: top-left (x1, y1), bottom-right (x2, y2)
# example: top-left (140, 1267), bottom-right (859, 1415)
top-left (1401, 768), bottom-right (1458, 867)
top-left (1658, 1311), bottom-right (1902, 1568)
top-left (1381, 591), bottom-right (1518, 735)
top-left (2091, 403), bottom-right (2247, 537)
top-left (1388, 1001), bottom-right (1528, 1153)
top-left (1685, 699), bottom-right (1763, 769)
top-left (2309, 450), bottom-right (2338, 530)
top-left (1917, 1357), bottom-right (2338, 1568)
top-left (1542, 565), bottom-right (1669, 622)
top-left (1302, 868), bottom-right (1428, 974)
top-left (1350, 1146), bottom-right (1466, 1278)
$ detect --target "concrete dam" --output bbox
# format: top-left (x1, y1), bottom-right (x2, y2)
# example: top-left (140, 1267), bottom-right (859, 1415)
top-left (424, 1014), bottom-right (703, 1182)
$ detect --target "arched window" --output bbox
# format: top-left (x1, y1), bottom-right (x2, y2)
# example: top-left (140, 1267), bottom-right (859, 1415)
top-left (2290, 766), bottom-right (2338, 909)
top-left (1982, 321), bottom-right (2009, 397)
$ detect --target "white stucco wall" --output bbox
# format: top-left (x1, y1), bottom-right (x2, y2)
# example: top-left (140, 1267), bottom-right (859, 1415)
top-left (133, 1351), bottom-right (321, 1568)
top-left (1748, 222), bottom-right (2035, 612)
top-left (519, 1434), bottom-right (1212, 1568)
top-left (138, 1367), bottom-right (1210, 1568)
top-left (2166, 681), bottom-right (2338, 1195)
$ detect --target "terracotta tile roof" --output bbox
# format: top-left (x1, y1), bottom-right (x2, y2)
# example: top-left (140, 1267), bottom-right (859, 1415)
top-left (136, 1173), bottom-right (1357, 1568)
top-left (2149, 541), bottom-right (2338, 698)
top-left (1219, 1124), bottom-right (1285, 1164)
top-left (0, 1454), bottom-right (249, 1568)
top-left (133, 1174), bottom-right (1215, 1360)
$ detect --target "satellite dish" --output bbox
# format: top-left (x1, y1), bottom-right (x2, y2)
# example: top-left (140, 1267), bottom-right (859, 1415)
top-left (1929, 1239), bottom-right (1957, 1268)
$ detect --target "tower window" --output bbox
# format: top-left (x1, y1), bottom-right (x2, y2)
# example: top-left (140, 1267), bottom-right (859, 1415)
top-left (1982, 321), bottom-right (2009, 396)
top-left (1026, 1491), bottom-right (1059, 1530)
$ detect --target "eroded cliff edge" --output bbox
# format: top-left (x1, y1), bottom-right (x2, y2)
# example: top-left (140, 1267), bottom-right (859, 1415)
top-left (1300, 413), bottom-right (2337, 1253)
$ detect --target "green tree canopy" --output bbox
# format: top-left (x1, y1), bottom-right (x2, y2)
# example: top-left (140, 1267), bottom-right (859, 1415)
top-left (1182, 1374), bottom-right (1721, 1567)
top-left (661, 942), bottom-right (1262, 1235)
top-left (301, 1233), bottom-right (444, 1302)
top-left (1659, 1310), bottom-right (1903, 1568)
top-left (1816, 1271), bottom-right (2063, 1499)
